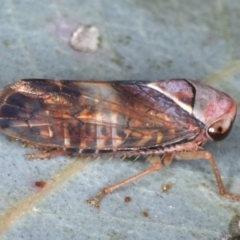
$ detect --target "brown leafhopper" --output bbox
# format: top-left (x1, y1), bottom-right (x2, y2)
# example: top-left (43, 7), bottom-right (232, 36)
top-left (0, 79), bottom-right (239, 208)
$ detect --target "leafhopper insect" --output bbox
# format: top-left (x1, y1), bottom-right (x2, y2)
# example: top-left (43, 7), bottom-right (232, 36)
top-left (0, 79), bottom-right (239, 208)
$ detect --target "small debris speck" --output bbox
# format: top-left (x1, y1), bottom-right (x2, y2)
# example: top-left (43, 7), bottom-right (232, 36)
top-left (69, 25), bottom-right (100, 52)
top-left (35, 181), bottom-right (47, 188)
top-left (142, 211), bottom-right (149, 218)
top-left (124, 196), bottom-right (131, 203)
top-left (162, 183), bottom-right (171, 192)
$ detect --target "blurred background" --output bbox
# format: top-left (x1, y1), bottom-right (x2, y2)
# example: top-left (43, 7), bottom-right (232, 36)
top-left (0, 1), bottom-right (240, 239)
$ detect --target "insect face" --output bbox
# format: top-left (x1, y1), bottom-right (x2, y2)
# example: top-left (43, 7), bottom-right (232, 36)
top-left (187, 80), bottom-right (237, 142)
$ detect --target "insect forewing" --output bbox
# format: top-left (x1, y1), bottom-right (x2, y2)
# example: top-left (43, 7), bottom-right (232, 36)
top-left (0, 79), bottom-right (202, 153)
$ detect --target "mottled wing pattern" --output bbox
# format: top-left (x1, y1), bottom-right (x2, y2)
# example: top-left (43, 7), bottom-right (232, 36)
top-left (0, 79), bottom-right (202, 152)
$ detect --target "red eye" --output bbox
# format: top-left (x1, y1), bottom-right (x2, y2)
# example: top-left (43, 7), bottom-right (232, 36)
top-left (207, 117), bottom-right (233, 141)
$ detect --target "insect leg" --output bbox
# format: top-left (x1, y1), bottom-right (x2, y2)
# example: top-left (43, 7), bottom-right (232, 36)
top-left (26, 148), bottom-right (67, 160)
top-left (86, 155), bottom-right (170, 208)
top-left (174, 151), bottom-right (240, 201)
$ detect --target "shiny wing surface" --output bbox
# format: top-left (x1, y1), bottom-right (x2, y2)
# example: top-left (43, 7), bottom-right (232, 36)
top-left (0, 79), bottom-right (202, 151)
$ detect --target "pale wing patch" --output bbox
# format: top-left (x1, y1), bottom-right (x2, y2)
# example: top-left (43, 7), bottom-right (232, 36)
top-left (147, 83), bottom-right (193, 115)
top-left (63, 122), bottom-right (71, 147)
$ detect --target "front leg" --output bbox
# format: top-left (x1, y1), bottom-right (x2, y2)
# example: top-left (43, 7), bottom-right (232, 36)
top-left (174, 151), bottom-right (240, 200)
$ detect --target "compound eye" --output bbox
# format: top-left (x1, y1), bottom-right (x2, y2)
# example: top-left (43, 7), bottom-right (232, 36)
top-left (207, 117), bottom-right (233, 141)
